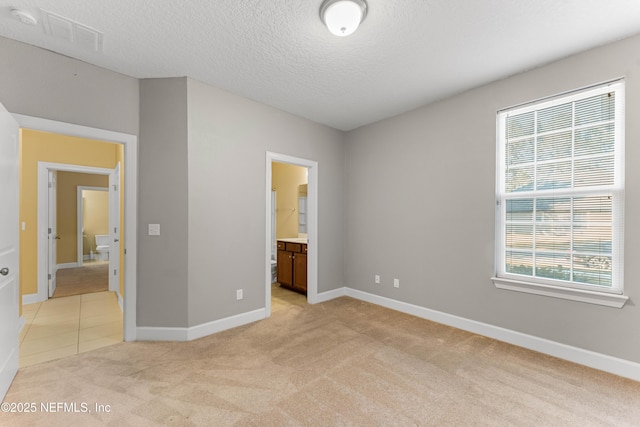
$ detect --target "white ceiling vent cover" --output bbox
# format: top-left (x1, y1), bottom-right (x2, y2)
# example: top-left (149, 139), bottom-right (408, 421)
top-left (40, 9), bottom-right (104, 53)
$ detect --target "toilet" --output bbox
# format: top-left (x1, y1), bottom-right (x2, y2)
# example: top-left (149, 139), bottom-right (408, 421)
top-left (95, 234), bottom-right (110, 261)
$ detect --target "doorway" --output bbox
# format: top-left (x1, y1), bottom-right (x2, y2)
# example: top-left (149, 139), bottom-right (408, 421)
top-left (265, 152), bottom-right (318, 317)
top-left (77, 186), bottom-right (109, 267)
top-left (14, 114), bottom-right (137, 342)
top-left (17, 162), bottom-right (124, 367)
top-left (272, 163), bottom-right (307, 244)
top-left (55, 179), bottom-right (111, 298)
top-left (271, 162), bottom-right (309, 311)
top-left (37, 163), bottom-right (121, 302)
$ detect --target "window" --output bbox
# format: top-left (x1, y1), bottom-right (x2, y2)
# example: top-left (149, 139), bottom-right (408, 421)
top-left (493, 81), bottom-right (627, 308)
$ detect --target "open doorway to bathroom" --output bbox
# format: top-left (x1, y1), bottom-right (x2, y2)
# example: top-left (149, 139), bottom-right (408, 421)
top-left (271, 162), bottom-right (308, 312)
top-left (265, 152), bottom-right (318, 317)
top-left (36, 163), bottom-right (121, 302)
top-left (77, 186), bottom-right (109, 268)
top-left (53, 174), bottom-right (110, 299)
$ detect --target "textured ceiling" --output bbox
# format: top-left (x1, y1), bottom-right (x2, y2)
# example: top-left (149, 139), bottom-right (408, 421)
top-left (1, 0), bottom-right (640, 131)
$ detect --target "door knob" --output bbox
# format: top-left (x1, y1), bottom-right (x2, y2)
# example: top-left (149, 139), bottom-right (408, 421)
top-left (114, 238), bottom-right (119, 242)
top-left (0, 268), bottom-right (8, 276)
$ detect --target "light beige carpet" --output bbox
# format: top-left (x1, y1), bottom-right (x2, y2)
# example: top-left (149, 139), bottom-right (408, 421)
top-left (53, 263), bottom-right (108, 298)
top-left (2, 287), bottom-right (639, 426)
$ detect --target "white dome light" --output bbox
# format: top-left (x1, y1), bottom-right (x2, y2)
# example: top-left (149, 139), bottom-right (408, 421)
top-left (320, 0), bottom-right (368, 37)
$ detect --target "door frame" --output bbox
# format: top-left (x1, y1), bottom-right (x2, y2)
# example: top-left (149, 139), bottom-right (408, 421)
top-left (47, 170), bottom-right (57, 298)
top-left (38, 164), bottom-right (114, 301)
top-left (0, 103), bottom-right (19, 401)
top-left (108, 162), bottom-right (121, 294)
top-left (14, 114), bottom-right (138, 341)
top-left (265, 152), bottom-right (318, 316)
top-left (76, 186), bottom-right (108, 267)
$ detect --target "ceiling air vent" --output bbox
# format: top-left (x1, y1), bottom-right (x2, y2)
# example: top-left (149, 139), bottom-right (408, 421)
top-left (40, 9), bottom-right (104, 53)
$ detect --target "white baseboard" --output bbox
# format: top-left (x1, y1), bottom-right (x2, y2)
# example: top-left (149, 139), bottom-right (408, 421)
top-left (22, 293), bottom-right (43, 305)
top-left (187, 308), bottom-right (265, 341)
top-left (128, 285), bottom-right (640, 382)
top-left (135, 326), bottom-right (189, 342)
top-left (57, 262), bottom-right (78, 270)
top-left (116, 292), bottom-right (123, 312)
top-left (136, 308), bottom-right (266, 342)
top-left (315, 287), bottom-right (347, 303)
top-left (344, 288), bottom-right (640, 382)
top-left (0, 346), bottom-right (17, 402)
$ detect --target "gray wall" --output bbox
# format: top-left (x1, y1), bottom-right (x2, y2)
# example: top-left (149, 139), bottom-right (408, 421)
top-left (186, 78), bottom-right (345, 326)
top-left (138, 78), bottom-right (189, 327)
top-left (5, 31), bottom-right (639, 365)
top-left (0, 37), bottom-right (138, 135)
top-left (344, 33), bottom-right (640, 363)
top-left (0, 36), bottom-right (345, 331)
top-left (137, 77), bottom-right (346, 329)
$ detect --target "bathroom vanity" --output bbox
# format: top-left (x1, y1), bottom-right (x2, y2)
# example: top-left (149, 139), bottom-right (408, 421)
top-left (277, 238), bottom-right (307, 294)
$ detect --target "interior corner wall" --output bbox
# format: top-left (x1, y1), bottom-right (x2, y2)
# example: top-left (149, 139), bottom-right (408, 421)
top-left (139, 77), bottom-right (189, 328)
top-left (344, 33), bottom-right (640, 363)
top-left (186, 77), bottom-right (345, 327)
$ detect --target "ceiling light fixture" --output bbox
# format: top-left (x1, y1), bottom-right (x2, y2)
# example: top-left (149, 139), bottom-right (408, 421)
top-left (320, 0), bottom-right (367, 37)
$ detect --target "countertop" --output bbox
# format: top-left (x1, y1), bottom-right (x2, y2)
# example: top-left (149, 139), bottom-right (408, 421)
top-left (277, 237), bottom-right (308, 244)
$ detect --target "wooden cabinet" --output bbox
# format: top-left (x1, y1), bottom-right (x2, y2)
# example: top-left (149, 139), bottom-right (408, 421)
top-left (277, 240), bottom-right (307, 294)
top-left (276, 245), bottom-right (293, 287)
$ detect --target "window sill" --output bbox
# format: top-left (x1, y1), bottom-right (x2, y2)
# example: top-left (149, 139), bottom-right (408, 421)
top-left (491, 277), bottom-right (629, 308)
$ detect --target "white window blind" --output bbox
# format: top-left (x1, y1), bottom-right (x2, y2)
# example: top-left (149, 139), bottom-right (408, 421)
top-left (495, 81), bottom-right (624, 296)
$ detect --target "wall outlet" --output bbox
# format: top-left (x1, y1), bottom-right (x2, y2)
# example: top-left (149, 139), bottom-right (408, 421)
top-left (393, 278), bottom-right (400, 288)
top-left (236, 289), bottom-right (243, 300)
top-left (374, 274), bottom-right (380, 284)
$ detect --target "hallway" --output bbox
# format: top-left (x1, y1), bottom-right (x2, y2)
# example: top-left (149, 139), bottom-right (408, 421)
top-left (19, 291), bottom-right (123, 367)
top-left (53, 260), bottom-right (109, 298)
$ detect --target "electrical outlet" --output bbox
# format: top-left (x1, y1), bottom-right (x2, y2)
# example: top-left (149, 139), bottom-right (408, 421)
top-left (236, 289), bottom-right (243, 300)
top-left (375, 274), bottom-right (380, 284)
top-left (393, 278), bottom-right (399, 288)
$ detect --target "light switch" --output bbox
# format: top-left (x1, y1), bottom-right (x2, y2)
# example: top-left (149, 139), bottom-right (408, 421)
top-left (148, 224), bottom-right (160, 236)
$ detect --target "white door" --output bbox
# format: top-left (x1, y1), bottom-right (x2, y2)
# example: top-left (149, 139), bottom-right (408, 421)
top-left (0, 102), bottom-right (20, 400)
top-left (108, 163), bottom-right (120, 293)
top-left (47, 171), bottom-right (57, 297)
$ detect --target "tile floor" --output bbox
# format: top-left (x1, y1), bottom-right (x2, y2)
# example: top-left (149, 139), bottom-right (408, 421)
top-left (19, 291), bottom-right (123, 368)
